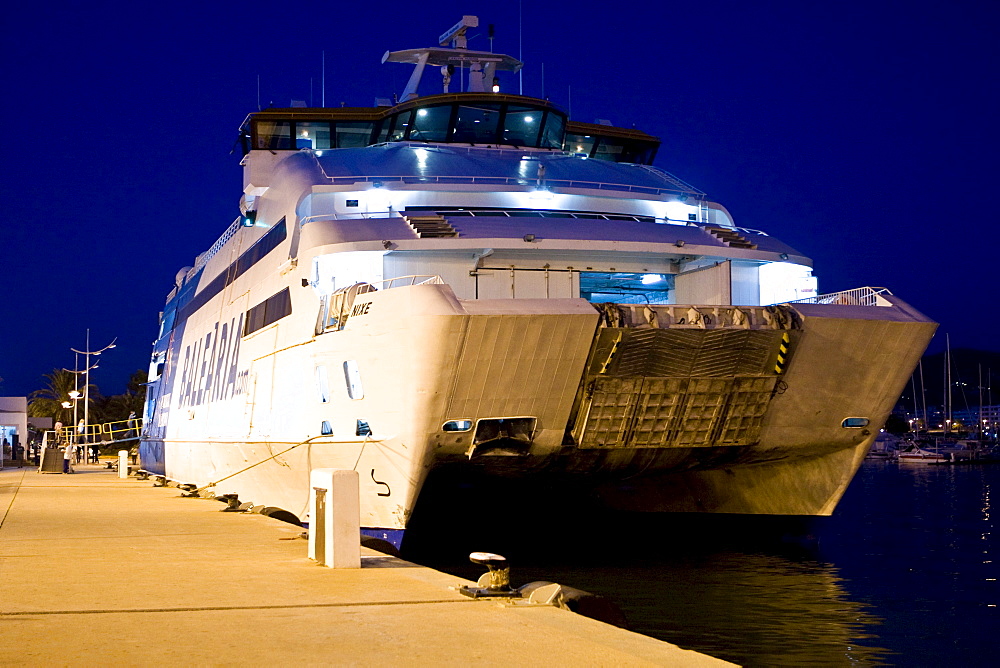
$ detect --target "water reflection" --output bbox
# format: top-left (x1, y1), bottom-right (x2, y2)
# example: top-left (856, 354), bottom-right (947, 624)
top-left (405, 485), bottom-right (888, 665)
top-left (405, 462), bottom-right (999, 666)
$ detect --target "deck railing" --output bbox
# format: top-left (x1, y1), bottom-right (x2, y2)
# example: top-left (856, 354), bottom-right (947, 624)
top-left (788, 286), bottom-right (894, 307)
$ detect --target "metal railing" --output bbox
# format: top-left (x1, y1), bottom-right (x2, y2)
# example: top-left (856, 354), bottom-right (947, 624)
top-left (193, 217), bottom-right (243, 274)
top-left (319, 172), bottom-right (704, 198)
top-left (44, 418), bottom-right (144, 447)
top-left (788, 286), bottom-right (894, 307)
top-left (373, 274), bottom-right (444, 289)
top-left (316, 275), bottom-right (444, 333)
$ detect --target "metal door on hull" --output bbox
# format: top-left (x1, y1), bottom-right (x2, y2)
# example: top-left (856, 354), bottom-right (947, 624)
top-left (472, 267), bottom-right (578, 300)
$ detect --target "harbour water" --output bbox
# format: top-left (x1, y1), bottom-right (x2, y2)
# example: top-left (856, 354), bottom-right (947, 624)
top-left (408, 461), bottom-right (998, 666)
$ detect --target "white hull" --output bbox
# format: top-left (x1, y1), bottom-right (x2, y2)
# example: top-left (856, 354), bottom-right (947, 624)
top-left (139, 21), bottom-right (937, 545)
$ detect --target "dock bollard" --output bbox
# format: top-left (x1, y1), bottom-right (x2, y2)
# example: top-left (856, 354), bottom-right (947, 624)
top-left (308, 469), bottom-right (361, 568)
top-left (118, 450), bottom-right (129, 478)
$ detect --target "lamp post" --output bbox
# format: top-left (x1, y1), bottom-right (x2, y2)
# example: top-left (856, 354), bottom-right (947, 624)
top-left (70, 329), bottom-right (116, 445)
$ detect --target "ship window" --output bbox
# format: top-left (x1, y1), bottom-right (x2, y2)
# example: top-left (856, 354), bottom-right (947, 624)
top-left (296, 122), bottom-right (331, 150)
top-left (243, 288), bottom-right (292, 336)
top-left (442, 420), bottom-right (473, 432)
top-left (565, 132), bottom-right (596, 157)
top-left (592, 137), bottom-right (624, 161)
top-left (590, 136), bottom-right (658, 164)
top-left (321, 421), bottom-right (333, 435)
top-left (580, 272), bottom-right (673, 305)
top-left (409, 105), bottom-right (452, 142)
top-left (842, 417), bottom-right (870, 428)
top-left (315, 365), bottom-right (330, 403)
top-left (256, 120), bottom-right (291, 149)
top-left (335, 122), bottom-right (375, 148)
top-left (538, 112), bottom-right (565, 149)
top-left (453, 104), bottom-right (501, 143)
top-left (503, 106), bottom-right (542, 147)
top-left (343, 360), bottom-right (364, 400)
top-left (356, 419), bottom-right (371, 436)
top-left (388, 110), bottom-right (413, 142)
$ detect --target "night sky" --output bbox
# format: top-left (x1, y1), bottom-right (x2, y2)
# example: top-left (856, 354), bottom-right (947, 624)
top-left (2, 1), bottom-right (997, 398)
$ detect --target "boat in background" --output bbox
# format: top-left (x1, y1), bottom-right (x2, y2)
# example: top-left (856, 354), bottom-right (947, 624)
top-left (897, 445), bottom-right (950, 463)
top-left (139, 17), bottom-right (937, 547)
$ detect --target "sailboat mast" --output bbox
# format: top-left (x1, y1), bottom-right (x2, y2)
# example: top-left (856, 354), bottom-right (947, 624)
top-left (945, 334), bottom-right (953, 433)
top-left (919, 359), bottom-right (928, 429)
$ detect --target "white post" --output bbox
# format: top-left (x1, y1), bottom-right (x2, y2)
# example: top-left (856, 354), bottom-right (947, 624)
top-left (118, 450), bottom-right (129, 478)
top-left (308, 469), bottom-right (361, 568)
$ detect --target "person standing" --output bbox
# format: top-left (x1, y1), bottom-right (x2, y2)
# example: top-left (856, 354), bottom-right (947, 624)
top-left (63, 443), bottom-right (75, 474)
top-left (126, 411), bottom-right (137, 439)
top-left (76, 420), bottom-right (86, 463)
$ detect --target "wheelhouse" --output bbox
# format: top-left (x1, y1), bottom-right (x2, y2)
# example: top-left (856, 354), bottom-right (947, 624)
top-left (240, 94), bottom-right (659, 164)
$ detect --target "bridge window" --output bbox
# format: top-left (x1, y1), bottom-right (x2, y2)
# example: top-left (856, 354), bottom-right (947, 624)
top-left (503, 106), bottom-right (541, 147)
top-left (566, 133), bottom-right (596, 156)
top-left (336, 122), bottom-right (375, 148)
top-left (388, 110), bottom-right (412, 142)
top-left (409, 105), bottom-right (452, 142)
top-left (256, 120), bottom-right (291, 149)
top-left (297, 122), bottom-right (331, 150)
top-left (539, 112), bottom-right (565, 149)
top-left (453, 103), bottom-right (502, 143)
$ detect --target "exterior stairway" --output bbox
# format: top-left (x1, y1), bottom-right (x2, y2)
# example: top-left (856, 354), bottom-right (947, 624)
top-left (705, 225), bottom-right (757, 249)
top-left (405, 214), bottom-right (459, 238)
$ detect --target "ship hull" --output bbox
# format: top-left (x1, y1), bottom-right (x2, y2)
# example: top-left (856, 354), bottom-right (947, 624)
top-left (142, 283), bottom-right (935, 544)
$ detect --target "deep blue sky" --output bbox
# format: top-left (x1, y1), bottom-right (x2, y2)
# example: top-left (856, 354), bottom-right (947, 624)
top-left (1, 1), bottom-right (997, 397)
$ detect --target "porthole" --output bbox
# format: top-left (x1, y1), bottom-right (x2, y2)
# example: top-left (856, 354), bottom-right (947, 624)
top-left (442, 419), bottom-right (474, 432)
top-left (841, 417), bottom-right (870, 428)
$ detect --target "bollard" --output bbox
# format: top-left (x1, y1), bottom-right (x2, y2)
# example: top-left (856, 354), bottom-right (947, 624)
top-left (118, 450), bottom-right (129, 478)
top-left (308, 469), bottom-right (361, 568)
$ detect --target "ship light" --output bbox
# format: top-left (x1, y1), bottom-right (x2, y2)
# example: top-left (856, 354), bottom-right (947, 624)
top-left (417, 109), bottom-right (428, 117)
top-left (641, 274), bottom-right (664, 284)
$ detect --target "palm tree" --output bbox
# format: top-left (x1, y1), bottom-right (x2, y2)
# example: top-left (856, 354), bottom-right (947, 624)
top-left (27, 369), bottom-right (95, 426)
top-left (91, 370), bottom-right (147, 423)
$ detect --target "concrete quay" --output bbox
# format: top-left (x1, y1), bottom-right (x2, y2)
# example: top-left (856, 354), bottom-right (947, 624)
top-left (0, 463), bottom-right (731, 666)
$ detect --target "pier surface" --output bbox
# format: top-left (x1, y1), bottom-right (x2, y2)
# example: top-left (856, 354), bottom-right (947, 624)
top-left (0, 463), bottom-right (729, 666)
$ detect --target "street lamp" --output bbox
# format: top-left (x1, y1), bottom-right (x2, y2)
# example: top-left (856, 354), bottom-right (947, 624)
top-left (70, 329), bottom-right (116, 444)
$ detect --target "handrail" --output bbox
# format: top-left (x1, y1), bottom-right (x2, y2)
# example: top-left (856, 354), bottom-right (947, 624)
top-left (371, 274), bottom-right (445, 289)
top-left (44, 418), bottom-right (144, 447)
top-left (787, 286), bottom-right (893, 307)
top-left (193, 217), bottom-right (243, 274)
top-left (319, 173), bottom-right (702, 197)
top-left (316, 275), bottom-right (444, 333)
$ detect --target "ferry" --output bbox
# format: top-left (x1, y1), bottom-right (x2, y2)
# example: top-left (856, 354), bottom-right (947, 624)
top-left (140, 17), bottom-right (937, 547)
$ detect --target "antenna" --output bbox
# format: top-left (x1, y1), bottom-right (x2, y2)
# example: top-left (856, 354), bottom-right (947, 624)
top-left (322, 51), bottom-right (326, 107)
top-left (489, 24), bottom-right (494, 53)
top-left (257, 74), bottom-right (260, 111)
